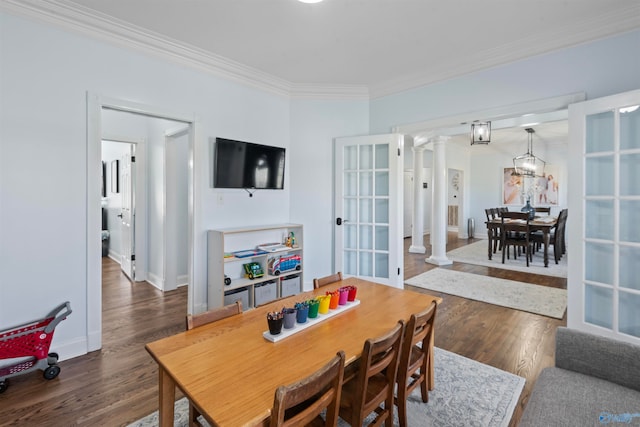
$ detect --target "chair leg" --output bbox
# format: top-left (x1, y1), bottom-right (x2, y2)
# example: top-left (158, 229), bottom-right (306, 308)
top-left (397, 384), bottom-right (409, 427)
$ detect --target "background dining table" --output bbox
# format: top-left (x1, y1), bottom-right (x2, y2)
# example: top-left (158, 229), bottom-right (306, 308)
top-left (485, 216), bottom-right (557, 267)
top-left (145, 277), bottom-right (442, 427)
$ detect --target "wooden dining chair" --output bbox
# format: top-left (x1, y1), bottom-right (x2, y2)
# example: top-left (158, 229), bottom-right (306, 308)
top-left (501, 211), bottom-right (533, 266)
top-left (339, 321), bottom-right (404, 427)
top-left (270, 351), bottom-right (346, 427)
top-left (185, 301), bottom-right (242, 427)
top-left (530, 208), bottom-right (568, 264)
top-left (534, 206), bottom-right (551, 215)
top-left (395, 301), bottom-right (437, 427)
top-left (313, 272), bottom-right (343, 289)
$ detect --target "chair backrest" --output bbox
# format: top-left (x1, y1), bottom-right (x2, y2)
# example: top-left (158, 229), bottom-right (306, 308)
top-left (534, 206), bottom-right (551, 214)
top-left (398, 301), bottom-right (437, 380)
top-left (349, 321), bottom-right (404, 425)
top-left (270, 351), bottom-right (346, 427)
top-left (186, 300), bottom-right (242, 330)
top-left (555, 208), bottom-right (568, 244)
top-left (498, 207), bottom-right (509, 215)
top-left (313, 272), bottom-right (343, 289)
top-left (501, 211), bottom-right (530, 233)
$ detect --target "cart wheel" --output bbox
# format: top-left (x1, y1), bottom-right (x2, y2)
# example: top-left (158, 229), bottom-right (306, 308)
top-left (48, 352), bottom-right (59, 363)
top-left (43, 365), bottom-right (61, 380)
top-left (0, 380), bottom-right (8, 393)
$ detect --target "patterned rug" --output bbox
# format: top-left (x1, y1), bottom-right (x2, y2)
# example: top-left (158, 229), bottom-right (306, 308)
top-left (405, 268), bottom-right (567, 319)
top-left (446, 240), bottom-right (567, 278)
top-left (128, 348), bottom-right (524, 427)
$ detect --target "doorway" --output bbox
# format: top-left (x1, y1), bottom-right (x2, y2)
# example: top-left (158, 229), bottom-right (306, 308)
top-left (88, 94), bottom-right (197, 352)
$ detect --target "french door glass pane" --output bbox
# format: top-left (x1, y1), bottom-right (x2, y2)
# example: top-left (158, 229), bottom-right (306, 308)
top-left (359, 199), bottom-right (372, 223)
top-left (586, 111), bottom-right (614, 153)
top-left (344, 146), bottom-right (357, 170)
top-left (344, 172), bottom-right (357, 197)
top-left (620, 106), bottom-right (640, 150)
top-left (585, 200), bottom-right (614, 240)
top-left (345, 198), bottom-right (357, 223)
top-left (620, 201), bottom-right (640, 243)
top-left (360, 145), bottom-right (373, 169)
top-left (619, 291), bottom-right (640, 338)
top-left (585, 156), bottom-right (614, 196)
top-left (375, 172), bottom-right (389, 196)
top-left (585, 242), bottom-right (614, 285)
top-left (359, 252), bottom-right (372, 276)
top-left (359, 225), bottom-right (372, 250)
top-left (620, 153), bottom-right (640, 196)
top-left (375, 144), bottom-right (389, 168)
top-left (619, 246), bottom-right (640, 290)
top-left (375, 253), bottom-right (389, 278)
top-left (375, 226), bottom-right (389, 251)
top-left (585, 284), bottom-right (613, 329)
top-left (375, 199), bottom-right (389, 223)
top-left (359, 172), bottom-right (372, 196)
top-left (344, 251), bottom-right (356, 276)
top-left (344, 224), bottom-right (357, 250)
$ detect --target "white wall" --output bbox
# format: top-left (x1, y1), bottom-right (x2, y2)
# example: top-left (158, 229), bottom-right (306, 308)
top-left (0, 11), bottom-right (292, 359)
top-left (289, 99), bottom-right (369, 289)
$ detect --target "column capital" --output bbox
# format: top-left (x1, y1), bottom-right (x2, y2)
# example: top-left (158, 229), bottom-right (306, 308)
top-left (428, 135), bottom-right (451, 145)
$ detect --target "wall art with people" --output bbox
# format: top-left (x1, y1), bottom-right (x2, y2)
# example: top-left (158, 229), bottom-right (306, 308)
top-left (502, 166), bottom-right (559, 206)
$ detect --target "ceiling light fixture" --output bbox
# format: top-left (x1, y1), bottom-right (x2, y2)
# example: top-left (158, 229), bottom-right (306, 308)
top-left (470, 121), bottom-right (491, 145)
top-left (513, 128), bottom-right (545, 177)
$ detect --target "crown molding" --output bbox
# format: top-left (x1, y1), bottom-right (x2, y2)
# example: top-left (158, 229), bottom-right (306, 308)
top-left (370, 4), bottom-right (640, 99)
top-left (1, 0), bottom-right (368, 100)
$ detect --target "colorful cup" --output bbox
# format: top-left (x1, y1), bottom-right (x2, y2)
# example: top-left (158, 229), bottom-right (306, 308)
top-left (296, 304), bottom-right (309, 324)
top-left (347, 286), bottom-right (358, 302)
top-left (307, 299), bottom-right (320, 318)
top-left (328, 291), bottom-right (340, 309)
top-left (317, 295), bottom-right (331, 314)
top-left (267, 317), bottom-right (283, 335)
top-left (283, 308), bottom-right (297, 329)
top-left (338, 287), bottom-right (349, 305)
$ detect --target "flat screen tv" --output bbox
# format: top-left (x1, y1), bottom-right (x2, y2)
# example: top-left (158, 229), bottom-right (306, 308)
top-left (214, 138), bottom-right (286, 190)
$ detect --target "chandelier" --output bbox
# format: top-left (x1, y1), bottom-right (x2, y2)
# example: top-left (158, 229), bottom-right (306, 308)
top-left (470, 121), bottom-right (491, 145)
top-left (513, 128), bottom-right (545, 177)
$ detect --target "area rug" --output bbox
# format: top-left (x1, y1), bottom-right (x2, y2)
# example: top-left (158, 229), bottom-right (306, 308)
top-left (405, 268), bottom-right (567, 319)
top-left (446, 240), bottom-right (567, 278)
top-left (128, 348), bottom-right (525, 427)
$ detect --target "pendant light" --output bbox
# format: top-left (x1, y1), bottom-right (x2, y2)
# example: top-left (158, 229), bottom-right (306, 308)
top-left (470, 121), bottom-right (491, 145)
top-left (513, 128), bottom-right (545, 177)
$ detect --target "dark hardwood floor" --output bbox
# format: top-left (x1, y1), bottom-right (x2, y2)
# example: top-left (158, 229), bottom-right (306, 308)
top-left (0, 234), bottom-right (565, 426)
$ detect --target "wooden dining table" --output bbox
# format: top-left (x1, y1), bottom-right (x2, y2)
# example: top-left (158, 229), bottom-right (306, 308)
top-left (485, 216), bottom-right (557, 267)
top-left (145, 277), bottom-right (442, 427)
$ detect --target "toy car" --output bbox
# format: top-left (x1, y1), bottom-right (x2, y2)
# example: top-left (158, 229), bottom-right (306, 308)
top-left (269, 254), bottom-right (302, 276)
top-left (243, 262), bottom-right (264, 280)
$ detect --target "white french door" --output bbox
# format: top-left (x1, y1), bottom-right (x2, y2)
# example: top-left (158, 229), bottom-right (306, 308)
top-left (568, 89), bottom-right (640, 344)
top-left (334, 134), bottom-right (404, 288)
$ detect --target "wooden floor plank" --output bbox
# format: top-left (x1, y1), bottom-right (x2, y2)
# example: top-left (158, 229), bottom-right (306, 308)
top-left (0, 234), bottom-right (565, 426)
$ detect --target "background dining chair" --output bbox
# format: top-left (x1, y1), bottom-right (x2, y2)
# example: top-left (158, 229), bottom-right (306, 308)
top-left (501, 211), bottom-right (533, 266)
top-left (270, 351), bottom-right (345, 427)
top-left (531, 208), bottom-right (568, 264)
top-left (485, 209), bottom-right (501, 254)
top-left (395, 302), bottom-right (437, 427)
top-left (339, 321), bottom-right (404, 427)
top-left (185, 301), bottom-right (242, 427)
top-left (534, 206), bottom-right (551, 215)
top-left (313, 272), bottom-right (343, 289)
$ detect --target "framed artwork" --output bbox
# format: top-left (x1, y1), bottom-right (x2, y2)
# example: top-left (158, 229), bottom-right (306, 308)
top-left (111, 159), bottom-right (120, 193)
top-left (502, 167), bottom-right (523, 205)
top-left (533, 165), bottom-right (560, 206)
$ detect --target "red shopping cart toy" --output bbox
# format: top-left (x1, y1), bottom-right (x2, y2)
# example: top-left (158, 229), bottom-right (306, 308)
top-left (0, 301), bottom-right (72, 393)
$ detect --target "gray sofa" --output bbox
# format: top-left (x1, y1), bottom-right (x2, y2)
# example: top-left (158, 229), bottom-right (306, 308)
top-left (520, 327), bottom-right (640, 427)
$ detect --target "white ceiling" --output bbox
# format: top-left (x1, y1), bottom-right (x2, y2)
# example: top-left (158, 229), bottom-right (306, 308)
top-left (8, 0), bottom-right (640, 98)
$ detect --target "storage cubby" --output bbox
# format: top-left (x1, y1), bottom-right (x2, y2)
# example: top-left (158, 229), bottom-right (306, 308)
top-left (207, 224), bottom-right (303, 309)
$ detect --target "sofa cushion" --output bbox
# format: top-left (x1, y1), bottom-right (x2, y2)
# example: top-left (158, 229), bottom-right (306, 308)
top-left (519, 367), bottom-right (640, 427)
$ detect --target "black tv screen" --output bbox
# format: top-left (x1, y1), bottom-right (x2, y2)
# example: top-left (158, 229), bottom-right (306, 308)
top-left (214, 138), bottom-right (286, 189)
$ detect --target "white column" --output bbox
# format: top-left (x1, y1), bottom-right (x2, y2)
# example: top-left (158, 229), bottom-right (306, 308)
top-left (426, 136), bottom-right (453, 266)
top-left (409, 145), bottom-right (427, 253)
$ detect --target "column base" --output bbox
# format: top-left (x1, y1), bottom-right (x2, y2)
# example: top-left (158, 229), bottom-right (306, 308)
top-left (425, 256), bottom-right (453, 266)
top-left (409, 245), bottom-right (426, 254)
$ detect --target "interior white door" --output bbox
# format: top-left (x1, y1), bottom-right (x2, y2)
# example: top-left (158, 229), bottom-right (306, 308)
top-left (120, 145), bottom-right (135, 281)
top-left (334, 134), bottom-right (404, 288)
top-left (568, 88), bottom-right (640, 344)
top-left (403, 171), bottom-right (413, 238)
